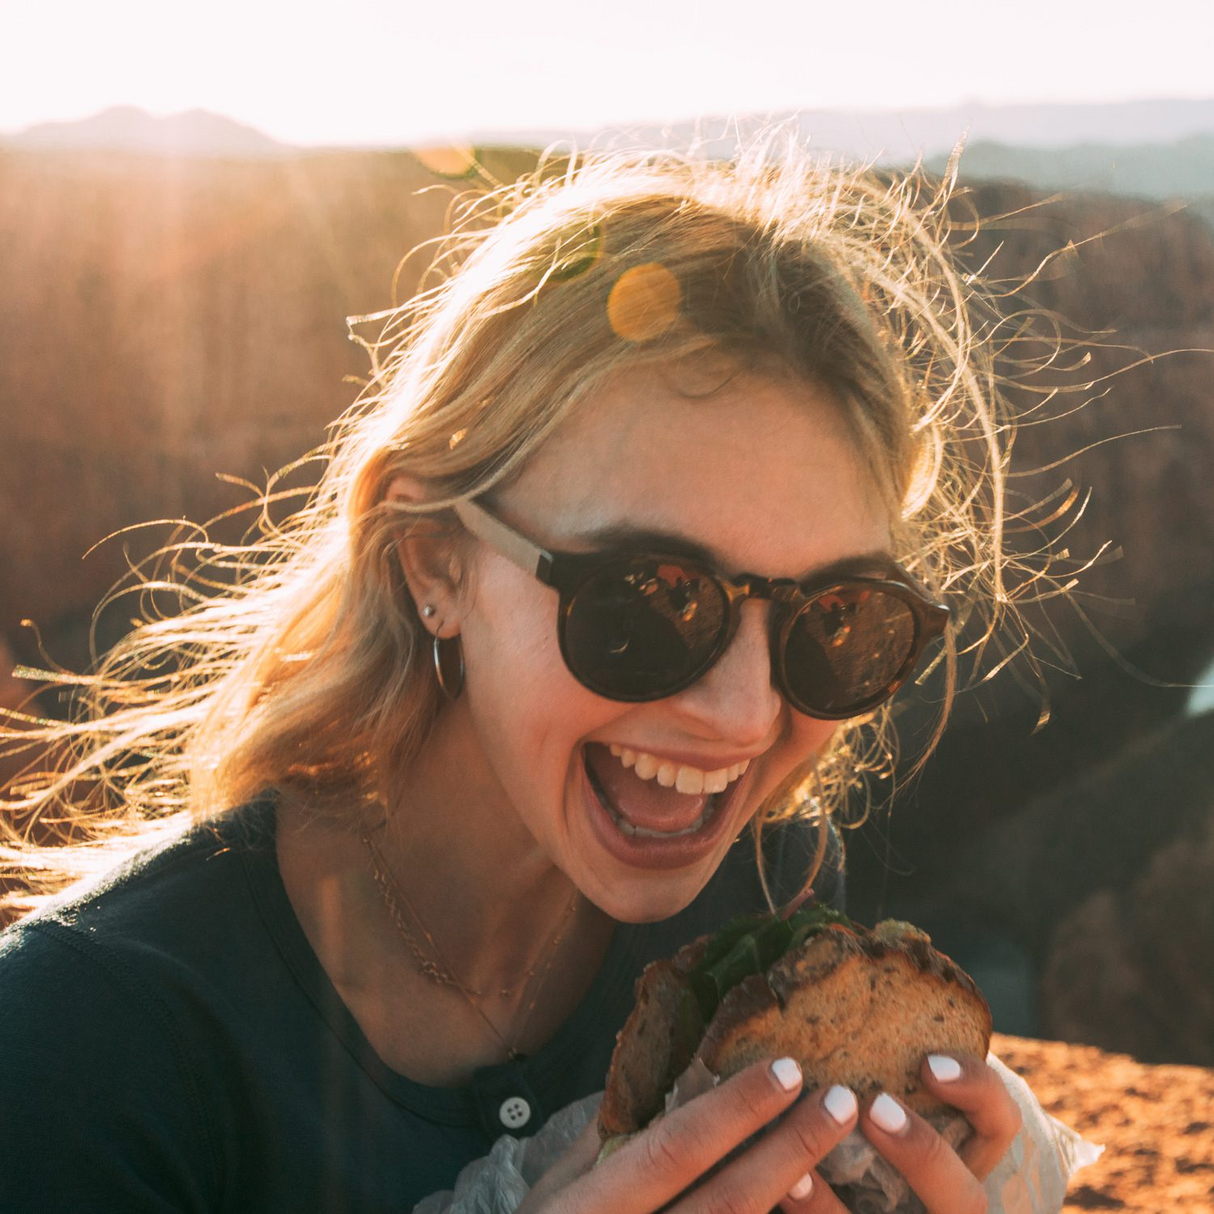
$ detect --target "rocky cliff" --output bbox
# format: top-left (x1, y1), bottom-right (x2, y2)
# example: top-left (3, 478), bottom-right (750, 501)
top-left (994, 1033), bottom-right (1214, 1211)
top-left (843, 183), bottom-right (1214, 1068)
top-left (3, 148), bottom-right (1212, 1064)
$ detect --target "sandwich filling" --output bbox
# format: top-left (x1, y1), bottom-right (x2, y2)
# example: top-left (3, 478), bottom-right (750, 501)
top-left (685, 905), bottom-right (854, 1029)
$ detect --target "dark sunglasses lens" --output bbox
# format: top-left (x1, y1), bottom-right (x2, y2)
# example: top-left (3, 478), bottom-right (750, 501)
top-left (563, 560), bottom-right (729, 699)
top-left (783, 587), bottom-right (919, 715)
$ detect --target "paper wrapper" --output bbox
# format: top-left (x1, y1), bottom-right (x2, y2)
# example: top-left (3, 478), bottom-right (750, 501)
top-left (413, 1053), bottom-right (1103, 1214)
top-left (413, 1094), bottom-right (602, 1214)
top-left (808, 1056), bottom-right (1104, 1213)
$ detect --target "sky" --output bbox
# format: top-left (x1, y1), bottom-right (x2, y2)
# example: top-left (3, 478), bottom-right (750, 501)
top-left (3, 0), bottom-right (1212, 146)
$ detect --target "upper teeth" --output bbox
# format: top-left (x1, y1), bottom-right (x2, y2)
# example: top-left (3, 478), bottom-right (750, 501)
top-left (607, 745), bottom-right (750, 796)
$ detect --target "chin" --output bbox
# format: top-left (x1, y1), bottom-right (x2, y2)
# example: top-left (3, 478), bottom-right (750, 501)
top-left (578, 835), bottom-right (740, 925)
top-left (590, 880), bottom-right (711, 926)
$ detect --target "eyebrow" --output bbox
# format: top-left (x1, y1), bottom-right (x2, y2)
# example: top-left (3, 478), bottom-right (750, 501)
top-left (576, 522), bottom-right (896, 583)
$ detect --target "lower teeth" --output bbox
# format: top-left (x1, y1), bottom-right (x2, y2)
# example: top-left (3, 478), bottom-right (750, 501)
top-left (619, 808), bottom-right (713, 839)
top-left (586, 757), bottom-right (720, 839)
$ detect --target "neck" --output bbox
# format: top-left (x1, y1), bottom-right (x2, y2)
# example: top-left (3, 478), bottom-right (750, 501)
top-left (274, 698), bottom-right (618, 1078)
top-left (368, 697), bottom-right (595, 995)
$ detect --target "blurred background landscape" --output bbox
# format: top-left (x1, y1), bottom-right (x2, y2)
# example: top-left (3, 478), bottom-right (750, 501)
top-left (2, 4), bottom-right (1212, 1100)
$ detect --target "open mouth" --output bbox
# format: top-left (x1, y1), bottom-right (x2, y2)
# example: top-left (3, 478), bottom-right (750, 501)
top-left (582, 743), bottom-right (750, 840)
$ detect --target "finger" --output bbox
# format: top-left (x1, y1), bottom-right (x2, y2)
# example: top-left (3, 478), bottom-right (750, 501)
top-left (578, 1057), bottom-right (805, 1212)
top-left (696, 1083), bottom-right (859, 1214)
top-left (779, 1167), bottom-right (850, 1213)
top-left (526, 1116), bottom-right (605, 1207)
top-left (562, 1117), bottom-right (607, 1176)
top-left (921, 1053), bottom-right (1022, 1180)
top-left (861, 1092), bottom-right (986, 1213)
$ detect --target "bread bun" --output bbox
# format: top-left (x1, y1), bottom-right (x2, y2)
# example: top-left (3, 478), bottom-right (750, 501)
top-left (600, 915), bottom-right (991, 1139)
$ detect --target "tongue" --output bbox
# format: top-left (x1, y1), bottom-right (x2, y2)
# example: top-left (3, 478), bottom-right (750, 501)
top-left (584, 744), bottom-right (711, 832)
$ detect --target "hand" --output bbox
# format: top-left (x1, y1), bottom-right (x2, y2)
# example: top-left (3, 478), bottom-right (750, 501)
top-left (852, 1052), bottom-right (1023, 1214)
top-left (519, 1056), bottom-right (860, 1213)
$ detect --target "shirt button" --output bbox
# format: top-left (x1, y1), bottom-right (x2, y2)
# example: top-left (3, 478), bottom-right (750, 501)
top-left (499, 1096), bottom-right (532, 1130)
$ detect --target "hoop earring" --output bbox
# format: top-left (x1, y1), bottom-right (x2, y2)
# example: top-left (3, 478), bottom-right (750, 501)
top-left (433, 634), bottom-right (465, 700)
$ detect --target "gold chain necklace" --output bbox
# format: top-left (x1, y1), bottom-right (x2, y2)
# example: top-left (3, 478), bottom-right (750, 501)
top-left (361, 829), bottom-right (579, 1061)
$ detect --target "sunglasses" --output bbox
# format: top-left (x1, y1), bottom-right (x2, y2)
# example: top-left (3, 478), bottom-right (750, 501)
top-left (451, 498), bottom-right (949, 720)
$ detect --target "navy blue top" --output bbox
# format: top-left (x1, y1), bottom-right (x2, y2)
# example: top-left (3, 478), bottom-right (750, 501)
top-left (0, 798), bottom-right (843, 1212)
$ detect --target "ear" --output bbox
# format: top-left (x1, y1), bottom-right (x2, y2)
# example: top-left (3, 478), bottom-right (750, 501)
top-left (386, 474), bottom-right (467, 638)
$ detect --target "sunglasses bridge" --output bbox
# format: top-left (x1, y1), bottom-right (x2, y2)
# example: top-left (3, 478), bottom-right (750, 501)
top-left (708, 572), bottom-right (811, 606)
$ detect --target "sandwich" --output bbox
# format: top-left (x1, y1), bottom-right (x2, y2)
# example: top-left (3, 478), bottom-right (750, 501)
top-left (600, 905), bottom-right (991, 1144)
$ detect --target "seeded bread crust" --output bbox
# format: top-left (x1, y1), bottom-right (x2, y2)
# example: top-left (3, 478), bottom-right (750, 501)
top-left (597, 937), bottom-right (707, 1138)
top-left (600, 921), bottom-right (991, 1137)
top-left (698, 923), bottom-right (991, 1116)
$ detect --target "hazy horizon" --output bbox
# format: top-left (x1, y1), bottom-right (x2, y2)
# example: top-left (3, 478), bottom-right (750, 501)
top-left (6, 0), bottom-right (1213, 148)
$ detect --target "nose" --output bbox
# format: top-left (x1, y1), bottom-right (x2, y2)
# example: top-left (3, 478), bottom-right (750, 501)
top-left (668, 602), bottom-right (784, 746)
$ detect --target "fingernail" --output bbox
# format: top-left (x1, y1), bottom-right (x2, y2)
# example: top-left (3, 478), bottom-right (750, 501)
top-left (870, 1092), bottom-right (909, 1134)
top-left (771, 1057), bottom-right (803, 1092)
top-left (823, 1084), bottom-right (857, 1124)
top-left (786, 1172), bottom-right (814, 1201)
top-left (928, 1054), bottom-right (962, 1083)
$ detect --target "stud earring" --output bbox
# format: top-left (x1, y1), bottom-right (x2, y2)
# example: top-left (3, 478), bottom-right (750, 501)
top-left (421, 604), bottom-right (436, 618)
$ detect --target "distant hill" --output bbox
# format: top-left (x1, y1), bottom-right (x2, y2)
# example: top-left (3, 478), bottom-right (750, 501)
top-left (10, 96), bottom-right (1214, 166)
top-left (8, 105), bottom-right (287, 158)
top-left (476, 97), bottom-right (1214, 166)
top-left (478, 101), bottom-right (1214, 227)
top-left (924, 134), bottom-right (1214, 228)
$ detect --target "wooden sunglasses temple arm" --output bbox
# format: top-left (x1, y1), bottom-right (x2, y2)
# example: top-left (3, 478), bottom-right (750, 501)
top-left (451, 498), bottom-right (557, 584)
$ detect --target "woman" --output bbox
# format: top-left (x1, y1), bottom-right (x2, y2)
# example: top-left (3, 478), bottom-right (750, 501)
top-left (0, 142), bottom-right (1025, 1211)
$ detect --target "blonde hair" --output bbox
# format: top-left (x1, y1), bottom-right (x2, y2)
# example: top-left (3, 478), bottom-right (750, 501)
top-left (2, 137), bottom-right (1050, 915)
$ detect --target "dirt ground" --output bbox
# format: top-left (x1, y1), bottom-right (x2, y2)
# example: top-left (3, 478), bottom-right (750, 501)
top-left (993, 1034), bottom-right (1214, 1212)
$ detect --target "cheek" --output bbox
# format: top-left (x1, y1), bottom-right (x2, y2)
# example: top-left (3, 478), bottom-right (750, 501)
top-left (461, 559), bottom-right (560, 690)
top-left (458, 561), bottom-right (610, 758)
top-left (799, 719), bottom-right (840, 755)
top-left (759, 718), bottom-right (839, 796)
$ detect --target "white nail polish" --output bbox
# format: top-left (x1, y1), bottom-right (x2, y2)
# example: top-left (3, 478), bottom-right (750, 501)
top-left (870, 1092), bottom-right (909, 1134)
top-left (771, 1057), bottom-right (802, 1091)
top-left (786, 1172), bottom-right (814, 1201)
top-left (928, 1054), bottom-right (962, 1083)
top-left (823, 1084), bottom-right (857, 1124)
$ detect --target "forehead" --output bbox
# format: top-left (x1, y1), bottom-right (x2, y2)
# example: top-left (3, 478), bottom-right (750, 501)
top-left (498, 364), bottom-right (892, 578)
